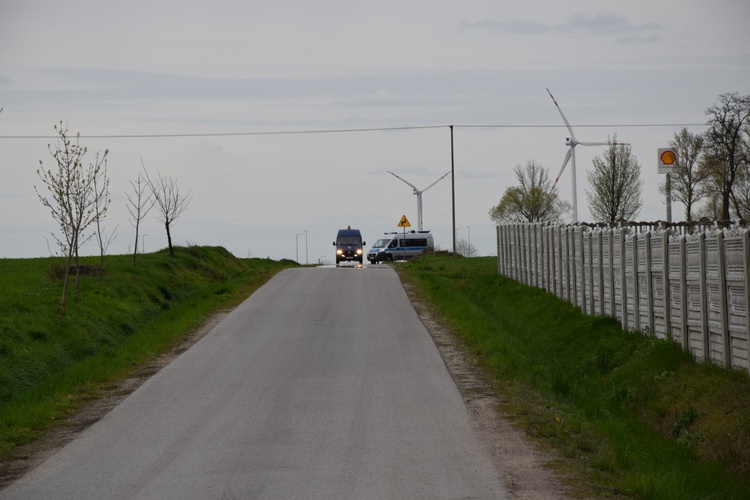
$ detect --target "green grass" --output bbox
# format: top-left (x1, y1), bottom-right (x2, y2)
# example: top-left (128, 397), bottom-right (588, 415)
top-left (399, 254), bottom-right (750, 499)
top-left (0, 246), bottom-right (296, 459)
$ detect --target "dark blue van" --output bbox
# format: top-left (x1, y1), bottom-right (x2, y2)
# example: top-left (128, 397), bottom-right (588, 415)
top-left (333, 227), bottom-right (365, 265)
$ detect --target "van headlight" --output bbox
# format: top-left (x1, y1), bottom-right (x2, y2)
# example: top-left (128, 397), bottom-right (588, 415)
top-left (356, 249), bottom-right (363, 255)
top-left (336, 249), bottom-right (344, 255)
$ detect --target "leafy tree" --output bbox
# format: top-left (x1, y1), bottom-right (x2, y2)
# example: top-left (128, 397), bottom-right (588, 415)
top-left (700, 92), bottom-right (750, 221)
top-left (586, 142), bottom-right (643, 224)
top-left (659, 128), bottom-right (707, 222)
top-left (34, 122), bottom-right (109, 310)
top-left (489, 160), bottom-right (569, 224)
top-left (144, 168), bottom-right (192, 257)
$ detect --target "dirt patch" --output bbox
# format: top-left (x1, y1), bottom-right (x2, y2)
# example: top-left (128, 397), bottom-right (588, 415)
top-left (401, 280), bottom-right (574, 499)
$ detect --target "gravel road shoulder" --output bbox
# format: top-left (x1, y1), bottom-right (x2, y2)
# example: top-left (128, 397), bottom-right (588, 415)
top-left (400, 279), bottom-right (574, 500)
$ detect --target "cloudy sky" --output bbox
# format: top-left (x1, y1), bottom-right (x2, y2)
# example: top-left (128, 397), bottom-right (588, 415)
top-left (1, 0), bottom-right (749, 262)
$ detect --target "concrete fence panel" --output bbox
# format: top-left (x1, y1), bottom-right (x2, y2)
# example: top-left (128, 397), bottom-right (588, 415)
top-left (496, 223), bottom-right (750, 374)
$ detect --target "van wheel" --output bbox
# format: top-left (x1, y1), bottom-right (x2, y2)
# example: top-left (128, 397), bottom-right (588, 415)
top-left (386, 254), bottom-right (393, 262)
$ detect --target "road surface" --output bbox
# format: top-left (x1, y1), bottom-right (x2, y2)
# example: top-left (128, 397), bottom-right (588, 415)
top-left (1, 266), bottom-right (508, 499)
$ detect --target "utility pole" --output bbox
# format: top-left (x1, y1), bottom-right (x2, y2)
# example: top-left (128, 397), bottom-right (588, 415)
top-left (450, 125), bottom-right (456, 254)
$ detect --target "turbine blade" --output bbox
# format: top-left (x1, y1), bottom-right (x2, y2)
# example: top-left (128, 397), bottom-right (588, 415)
top-left (422, 171), bottom-right (451, 192)
top-left (387, 170), bottom-right (419, 192)
top-left (546, 88), bottom-right (576, 141)
top-left (550, 148), bottom-right (572, 193)
top-left (577, 141), bottom-right (631, 147)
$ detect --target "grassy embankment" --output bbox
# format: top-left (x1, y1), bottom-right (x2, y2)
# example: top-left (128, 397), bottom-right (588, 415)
top-left (0, 246), bottom-right (296, 460)
top-left (399, 254), bottom-right (750, 500)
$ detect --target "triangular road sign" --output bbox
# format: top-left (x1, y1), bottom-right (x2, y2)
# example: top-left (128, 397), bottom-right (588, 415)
top-left (398, 215), bottom-right (411, 228)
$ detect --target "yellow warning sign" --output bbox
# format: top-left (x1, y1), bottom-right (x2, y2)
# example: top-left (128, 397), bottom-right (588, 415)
top-left (398, 215), bottom-right (411, 228)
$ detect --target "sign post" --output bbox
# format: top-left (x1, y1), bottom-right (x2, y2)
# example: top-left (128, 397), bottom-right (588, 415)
top-left (658, 148), bottom-right (678, 223)
top-left (398, 215), bottom-right (411, 261)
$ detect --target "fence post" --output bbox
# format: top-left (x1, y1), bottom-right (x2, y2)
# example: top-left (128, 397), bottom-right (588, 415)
top-left (511, 225), bottom-right (518, 281)
top-left (555, 227), bottom-right (566, 299)
top-left (607, 230), bottom-right (615, 318)
top-left (569, 227), bottom-right (575, 304)
top-left (744, 231), bottom-right (750, 368)
top-left (632, 232), bottom-right (640, 331)
top-left (596, 231), bottom-right (609, 316)
top-left (679, 236), bottom-right (689, 351)
top-left (536, 224), bottom-right (546, 290)
top-left (742, 230), bottom-right (750, 372)
top-left (519, 224), bottom-right (530, 285)
top-left (579, 228), bottom-right (586, 312)
top-left (645, 231), bottom-right (655, 334)
top-left (496, 226), bottom-right (502, 275)
top-left (663, 230), bottom-right (672, 338)
top-left (619, 229), bottom-right (628, 330)
top-left (588, 230), bottom-right (595, 315)
top-left (717, 231), bottom-right (731, 368)
top-left (699, 233), bottom-right (710, 363)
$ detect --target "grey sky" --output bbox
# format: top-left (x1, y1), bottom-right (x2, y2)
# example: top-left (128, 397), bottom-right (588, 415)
top-left (1, 0), bottom-right (749, 261)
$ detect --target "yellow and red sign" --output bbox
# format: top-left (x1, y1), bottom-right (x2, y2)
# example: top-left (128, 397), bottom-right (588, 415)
top-left (658, 148), bottom-right (678, 174)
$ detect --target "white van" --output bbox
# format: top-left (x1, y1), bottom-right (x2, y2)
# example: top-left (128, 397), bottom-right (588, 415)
top-left (367, 230), bottom-right (434, 263)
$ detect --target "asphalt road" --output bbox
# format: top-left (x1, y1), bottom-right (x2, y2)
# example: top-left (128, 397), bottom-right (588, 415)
top-left (1, 266), bottom-right (508, 499)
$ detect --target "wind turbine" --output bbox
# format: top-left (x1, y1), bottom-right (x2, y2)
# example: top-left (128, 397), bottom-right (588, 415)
top-left (387, 170), bottom-right (450, 231)
top-left (546, 88), bottom-right (628, 223)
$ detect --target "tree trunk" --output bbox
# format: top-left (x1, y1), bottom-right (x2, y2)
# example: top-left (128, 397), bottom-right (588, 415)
top-left (132, 224), bottom-right (140, 265)
top-left (723, 190), bottom-right (732, 222)
top-left (60, 250), bottom-right (73, 312)
top-left (166, 222), bottom-right (174, 256)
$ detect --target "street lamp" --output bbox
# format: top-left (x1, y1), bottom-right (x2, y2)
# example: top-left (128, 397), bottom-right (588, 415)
top-left (296, 233), bottom-right (305, 263)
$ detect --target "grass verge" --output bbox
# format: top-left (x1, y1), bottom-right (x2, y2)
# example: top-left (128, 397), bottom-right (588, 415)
top-left (0, 246), bottom-right (296, 461)
top-left (398, 254), bottom-right (750, 499)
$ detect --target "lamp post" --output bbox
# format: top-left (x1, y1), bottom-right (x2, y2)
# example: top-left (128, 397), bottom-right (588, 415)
top-left (296, 233), bottom-right (305, 263)
top-left (305, 230), bottom-right (308, 265)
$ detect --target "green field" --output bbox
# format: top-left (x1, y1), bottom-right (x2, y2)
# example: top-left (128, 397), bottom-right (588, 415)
top-left (0, 247), bottom-right (296, 459)
top-left (399, 254), bottom-right (750, 499)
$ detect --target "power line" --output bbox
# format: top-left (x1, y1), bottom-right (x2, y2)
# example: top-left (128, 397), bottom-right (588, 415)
top-left (0, 122), bottom-right (706, 140)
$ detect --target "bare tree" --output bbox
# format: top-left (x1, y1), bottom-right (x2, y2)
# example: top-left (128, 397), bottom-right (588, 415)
top-left (659, 128), bottom-right (707, 222)
top-left (586, 142), bottom-right (643, 224)
top-left (489, 160), bottom-right (570, 224)
top-left (701, 92), bottom-right (750, 221)
top-left (34, 122), bottom-right (109, 310)
top-left (456, 238), bottom-right (478, 257)
top-left (729, 167), bottom-right (750, 221)
top-left (144, 168), bottom-right (193, 257)
top-left (125, 165), bottom-right (156, 265)
top-left (91, 152), bottom-right (115, 283)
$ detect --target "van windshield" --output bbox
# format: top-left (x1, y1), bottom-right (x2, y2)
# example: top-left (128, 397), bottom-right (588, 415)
top-left (373, 238), bottom-right (391, 248)
top-left (337, 236), bottom-right (361, 244)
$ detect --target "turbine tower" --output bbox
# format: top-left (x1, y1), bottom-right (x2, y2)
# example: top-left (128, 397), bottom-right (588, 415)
top-left (387, 170), bottom-right (450, 231)
top-left (546, 88), bottom-right (629, 223)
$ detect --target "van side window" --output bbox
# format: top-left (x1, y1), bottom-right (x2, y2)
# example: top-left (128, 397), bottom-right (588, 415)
top-left (405, 238), bottom-right (427, 247)
top-left (388, 240), bottom-right (398, 249)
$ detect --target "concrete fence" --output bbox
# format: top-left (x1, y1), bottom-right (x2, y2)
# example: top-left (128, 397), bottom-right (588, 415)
top-left (496, 223), bottom-right (750, 373)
